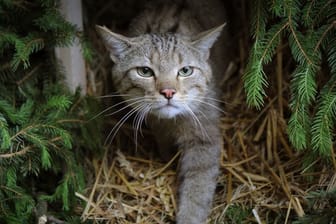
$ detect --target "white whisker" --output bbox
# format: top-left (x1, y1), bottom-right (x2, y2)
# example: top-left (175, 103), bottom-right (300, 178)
top-left (96, 93), bottom-right (133, 99)
top-left (132, 103), bottom-right (152, 149)
top-left (104, 103), bottom-right (145, 146)
top-left (90, 97), bottom-right (140, 120)
top-left (136, 105), bottom-right (150, 136)
top-left (91, 97), bottom-right (153, 120)
top-left (197, 96), bottom-right (238, 106)
top-left (189, 98), bottom-right (225, 113)
top-left (182, 103), bottom-right (210, 141)
top-left (133, 104), bottom-right (148, 137)
top-left (196, 107), bottom-right (212, 124)
top-left (104, 98), bottom-right (151, 117)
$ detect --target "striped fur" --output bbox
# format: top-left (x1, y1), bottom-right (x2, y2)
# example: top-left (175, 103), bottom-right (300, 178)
top-left (97, 0), bottom-right (227, 223)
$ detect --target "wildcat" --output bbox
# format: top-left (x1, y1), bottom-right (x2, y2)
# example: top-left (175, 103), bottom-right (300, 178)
top-left (96, 0), bottom-right (228, 223)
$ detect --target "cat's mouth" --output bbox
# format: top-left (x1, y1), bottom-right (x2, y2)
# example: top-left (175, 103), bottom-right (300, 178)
top-left (160, 104), bottom-right (178, 109)
top-left (152, 103), bottom-right (181, 118)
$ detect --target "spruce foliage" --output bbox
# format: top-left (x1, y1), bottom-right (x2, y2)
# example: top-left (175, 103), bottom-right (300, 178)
top-left (244, 0), bottom-right (336, 157)
top-left (0, 0), bottom-right (101, 223)
top-left (293, 189), bottom-right (336, 224)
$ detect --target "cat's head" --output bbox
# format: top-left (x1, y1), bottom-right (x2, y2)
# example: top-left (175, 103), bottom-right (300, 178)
top-left (96, 24), bottom-right (224, 119)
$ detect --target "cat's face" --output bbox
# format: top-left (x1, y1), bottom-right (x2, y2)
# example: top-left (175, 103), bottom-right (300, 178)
top-left (97, 25), bottom-right (223, 119)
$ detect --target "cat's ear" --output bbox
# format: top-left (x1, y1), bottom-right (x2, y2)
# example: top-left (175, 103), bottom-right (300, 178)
top-left (96, 25), bottom-right (132, 62)
top-left (192, 23), bottom-right (226, 59)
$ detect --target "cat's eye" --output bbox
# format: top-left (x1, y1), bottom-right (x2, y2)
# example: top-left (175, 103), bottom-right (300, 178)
top-left (137, 67), bottom-right (154, 77)
top-left (178, 66), bottom-right (194, 77)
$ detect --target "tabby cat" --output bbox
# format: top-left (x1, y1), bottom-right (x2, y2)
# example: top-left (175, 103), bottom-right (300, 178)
top-left (97, 0), bottom-right (228, 223)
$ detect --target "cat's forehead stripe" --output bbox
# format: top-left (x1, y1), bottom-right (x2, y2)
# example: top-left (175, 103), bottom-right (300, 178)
top-left (150, 34), bottom-right (178, 50)
top-left (147, 34), bottom-right (182, 64)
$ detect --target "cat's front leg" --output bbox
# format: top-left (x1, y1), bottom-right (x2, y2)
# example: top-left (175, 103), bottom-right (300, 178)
top-left (176, 127), bottom-right (221, 224)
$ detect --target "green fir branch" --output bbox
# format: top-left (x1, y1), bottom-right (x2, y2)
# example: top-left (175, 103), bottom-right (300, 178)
top-left (326, 35), bottom-right (336, 73)
top-left (0, 115), bottom-right (11, 150)
top-left (250, 0), bottom-right (267, 40)
top-left (287, 106), bottom-right (310, 150)
top-left (245, 0), bottom-right (336, 158)
top-left (269, 0), bottom-right (285, 17)
top-left (289, 64), bottom-right (318, 107)
top-left (293, 189), bottom-right (336, 224)
top-left (311, 77), bottom-right (336, 156)
top-left (244, 21), bottom-right (288, 108)
top-left (0, 1), bottom-right (100, 222)
top-left (283, 0), bottom-right (301, 28)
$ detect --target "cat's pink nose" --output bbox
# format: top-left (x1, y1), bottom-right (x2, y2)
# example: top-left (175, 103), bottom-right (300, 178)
top-left (160, 88), bottom-right (176, 99)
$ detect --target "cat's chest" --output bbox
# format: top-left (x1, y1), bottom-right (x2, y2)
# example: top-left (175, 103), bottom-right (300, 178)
top-left (148, 115), bottom-right (185, 134)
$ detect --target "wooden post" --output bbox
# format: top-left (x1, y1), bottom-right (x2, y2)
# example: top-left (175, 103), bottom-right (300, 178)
top-left (55, 0), bottom-right (87, 95)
